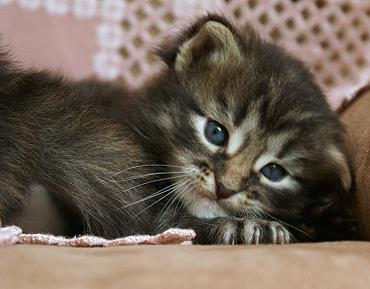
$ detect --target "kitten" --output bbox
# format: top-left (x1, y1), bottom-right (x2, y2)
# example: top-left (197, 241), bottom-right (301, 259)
top-left (0, 15), bottom-right (357, 244)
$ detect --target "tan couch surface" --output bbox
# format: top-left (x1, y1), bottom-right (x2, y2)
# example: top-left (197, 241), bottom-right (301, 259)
top-left (1, 242), bottom-right (370, 289)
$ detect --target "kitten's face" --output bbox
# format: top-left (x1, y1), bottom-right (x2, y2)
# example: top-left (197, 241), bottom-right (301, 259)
top-left (152, 16), bottom-right (351, 223)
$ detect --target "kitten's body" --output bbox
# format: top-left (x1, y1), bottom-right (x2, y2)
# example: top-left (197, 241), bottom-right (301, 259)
top-left (0, 15), bottom-right (357, 243)
top-left (0, 63), bottom-right (150, 237)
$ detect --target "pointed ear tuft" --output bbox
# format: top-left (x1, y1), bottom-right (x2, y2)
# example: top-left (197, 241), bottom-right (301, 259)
top-left (175, 21), bottom-right (241, 72)
top-left (157, 15), bottom-right (242, 72)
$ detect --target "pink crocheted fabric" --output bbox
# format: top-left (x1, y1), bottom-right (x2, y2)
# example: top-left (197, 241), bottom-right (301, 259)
top-left (0, 226), bottom-right (195, 247)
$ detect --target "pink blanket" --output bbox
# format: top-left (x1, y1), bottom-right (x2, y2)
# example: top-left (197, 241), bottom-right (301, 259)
top-left (0, 226), bottom-right (195, 247)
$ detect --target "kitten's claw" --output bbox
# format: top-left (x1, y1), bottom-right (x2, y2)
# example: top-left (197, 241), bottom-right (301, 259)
top-left (268, 222), bottom-right (290, 244)
top-left (243, 220), bottom-right (262, 244)
top-left (253, 226), bottom-right (261, 244)
top-left (205, 218), bottom-right (291, 245)
top-left (240, 220), bottom-right (290, 244)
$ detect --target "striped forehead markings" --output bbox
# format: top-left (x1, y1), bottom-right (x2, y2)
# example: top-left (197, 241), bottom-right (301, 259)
top-left (227, 127), bottom-right (246, 155)
top-left (226, 112), bottom-right (260, 155)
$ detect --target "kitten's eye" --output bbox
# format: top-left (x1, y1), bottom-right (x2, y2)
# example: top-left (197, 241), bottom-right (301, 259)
top-left (260, 163), bottom-right (286, 182)
top-left (204, 120), bottom-right (228, 147)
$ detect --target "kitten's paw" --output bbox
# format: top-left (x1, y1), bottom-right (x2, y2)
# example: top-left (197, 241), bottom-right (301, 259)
top-left (209, 218), bottom-right (291, 245)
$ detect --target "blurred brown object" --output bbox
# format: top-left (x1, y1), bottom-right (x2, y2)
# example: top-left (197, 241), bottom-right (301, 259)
top-left (340, 85), bottom-right (370, 240)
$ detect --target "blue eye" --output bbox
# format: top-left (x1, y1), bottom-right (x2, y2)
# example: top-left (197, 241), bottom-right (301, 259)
top-left (260, 163), bottom-right (286, 182)
top-left (204, 120), bottom-right (228, 147)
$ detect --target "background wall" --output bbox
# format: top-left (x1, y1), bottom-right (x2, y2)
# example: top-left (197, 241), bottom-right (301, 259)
top-left (0, 0), bottom-right (369, 110)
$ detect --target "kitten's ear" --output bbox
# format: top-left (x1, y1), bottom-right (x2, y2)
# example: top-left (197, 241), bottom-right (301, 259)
top-left (158, 16), bottom-right (242, 72)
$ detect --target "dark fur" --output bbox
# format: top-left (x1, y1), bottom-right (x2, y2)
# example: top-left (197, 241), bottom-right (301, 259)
top-left (0, 15), bottom-right (358, 243)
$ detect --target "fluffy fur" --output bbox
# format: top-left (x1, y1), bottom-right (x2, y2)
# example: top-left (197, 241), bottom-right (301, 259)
top-left (0, 15), bottom-right (357, 244)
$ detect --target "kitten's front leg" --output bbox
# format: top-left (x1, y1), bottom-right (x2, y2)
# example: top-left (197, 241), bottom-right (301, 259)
top-left (177, 215), bottom-right (291, 245)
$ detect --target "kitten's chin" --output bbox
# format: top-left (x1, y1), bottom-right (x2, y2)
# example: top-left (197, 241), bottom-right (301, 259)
top-left (186, 197), bottom-right (230, 219)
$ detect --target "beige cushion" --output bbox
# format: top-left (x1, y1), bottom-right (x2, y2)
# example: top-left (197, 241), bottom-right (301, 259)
top-left (1, 242), bottom-right (370, 289)
top-left (340, 88), bottom-right (370, 240)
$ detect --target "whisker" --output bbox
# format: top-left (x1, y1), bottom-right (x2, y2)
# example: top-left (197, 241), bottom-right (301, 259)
top-left (124, 171), bottom-right (191, 181)
top-left (131, 191), bottom-right (173, 220)
top-left (158, 180), bottom-right (193, 217)
top-left (119, 175), bottom-right (187, 193)
top-left (171, 182), bottom-right (197, 222)
top-left (153, 186), bottom-right (188, 230)
top-left (262, 211), bottom-right (315, 241)
top-left (113, 164), bottom-right (190, 176)
top-left (132, 180), bottom-right (193, 220)
top-left (124, 179), bottom-right (187, 208)
top-left (156, 181), bottom-right (197, 231)
top-left (244, 207), bottom-right (264, 220)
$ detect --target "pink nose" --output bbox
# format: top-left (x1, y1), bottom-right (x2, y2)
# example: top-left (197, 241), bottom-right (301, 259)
top-left (215, 183), bottom-right (237, 199)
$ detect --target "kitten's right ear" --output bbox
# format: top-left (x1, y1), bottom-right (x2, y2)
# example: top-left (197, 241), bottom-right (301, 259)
top-left (158, 15), bottom-right (243, 73)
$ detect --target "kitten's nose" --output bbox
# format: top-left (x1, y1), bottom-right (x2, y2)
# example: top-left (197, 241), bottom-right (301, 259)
top-left (215, 183), bottom-right (237, 199)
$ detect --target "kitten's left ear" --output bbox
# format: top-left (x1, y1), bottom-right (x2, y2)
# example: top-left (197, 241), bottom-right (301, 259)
top-left (158, 15), bottom-right (243, 72)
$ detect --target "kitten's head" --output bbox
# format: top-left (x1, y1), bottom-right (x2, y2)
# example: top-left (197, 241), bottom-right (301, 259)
top-left (138, 15), bottom-right (353, 238)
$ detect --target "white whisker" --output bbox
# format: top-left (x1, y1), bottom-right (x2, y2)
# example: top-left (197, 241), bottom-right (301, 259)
top-left (131, 191), bottom-right (173, 220)
top-left (158, 180), bottom-right (193, 217)
top-left (124, 179), bottom-right (187, 208)
top-left (262, 211), bottom-right (314, 240)
top-left (119, 175), bottom-right (187, 193)
top-left (113, 164), bottom-right (189, 176)
top-left (172, 182), bottom-right (197, 222)
top-left (132, 180), bottom-right (193, 220)
top-left (124, 170), bottom-right (191, 181)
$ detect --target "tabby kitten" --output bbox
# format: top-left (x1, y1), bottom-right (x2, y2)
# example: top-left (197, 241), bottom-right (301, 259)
top-left (0, 15), bottom-right (357, 244)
